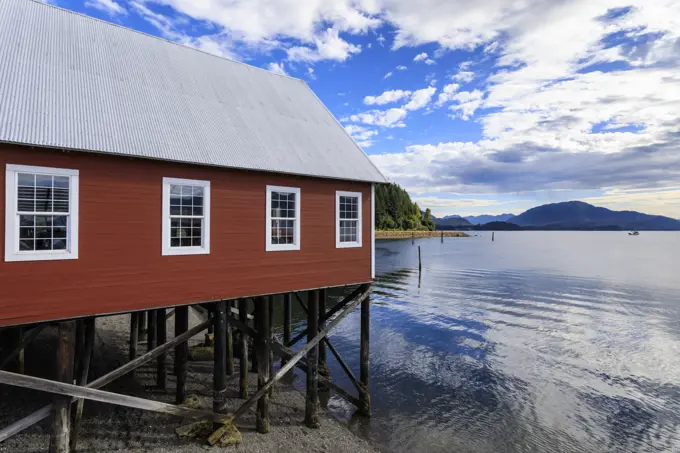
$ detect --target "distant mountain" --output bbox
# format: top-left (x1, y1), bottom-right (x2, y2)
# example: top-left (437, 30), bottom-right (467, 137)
top-left (434, 215), bottom-right (472, 228)
top-left (472, 221), bottom-right (522, 231)
top-left (511, 201), bottom-right (680, 230)
top-left (465, 213), bottom-right (516, 225)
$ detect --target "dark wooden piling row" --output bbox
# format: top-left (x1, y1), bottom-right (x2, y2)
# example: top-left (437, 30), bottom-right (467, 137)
top-left (49, 321), bottom-right (76, 453)
top-left (147, 310), bottom-right (157, 352)
top-left (129, 313), bottom-right (139, 363)
top-left (0, 325), bottom-right (46, 372)
top-left (251, 300), bottom-right (259, 374)
top-left (213, 301), bottom-right (227, 421)
top-left (268, 296), bottom-right (274, 398)
top-left (282, 293), bottom-right (292, 370)
top-left (175, 306), bottom-right (189, 405)
top-left (359, 294), bottom-right (371, 416)
top-left (305, 289), bottom-right (320, 429)
top-left (155, 308), bottom-right (167, 390)
top-left (238, 299), bottom-right (249, 399)
top-left (70, 317), bottom-right (95, 451)
top-left (138, 312), bottom-right (147, 342)
top-left (255, 297), bottom-right (270, 434)
top-left (318, 289), bottom-right (329, 382)
top-left (226, 300), bottom-right (234, 376)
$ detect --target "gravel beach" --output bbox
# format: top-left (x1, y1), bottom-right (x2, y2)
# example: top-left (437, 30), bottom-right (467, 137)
top-left (0, 311), bottom-right (379, 453)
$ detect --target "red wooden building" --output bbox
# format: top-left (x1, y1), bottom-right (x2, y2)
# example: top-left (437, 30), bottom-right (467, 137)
top-left (0, 1), bottom-right (385, 448)
top-left (0, 0), bottom-right (386, 328)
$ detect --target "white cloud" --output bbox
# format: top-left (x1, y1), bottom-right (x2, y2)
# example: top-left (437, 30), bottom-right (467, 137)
top-left (396, 65), bottom-right (408, 71)
top-left (364, 89), bottom-right (412, 106)
top-left (377, 34), bottom-right (386, 46)
top-left (307, 67), bottom-right (316, 79)
top-left (448, 89), bottom-right (484, 119)
top-left (345, 124), bottom-right (379, 147)
top-left (451, 71), bottom-right (475, 82)
top-left (287, 28), bottom-right (361, 62)
top-left (86, 0), bottom-right (127, 16)
top-left (413, 52), bottom-right (428, 62)
top-left (436, 83), bottom-right (459, 106)
top-left (350, 108), bottom-right (408, 128)
top-left (384, 71), bottom-right (393, 79)
top-left (403, 87), bottom-right (437, 111)
top-left (266, 62), bottom-right (287, 75)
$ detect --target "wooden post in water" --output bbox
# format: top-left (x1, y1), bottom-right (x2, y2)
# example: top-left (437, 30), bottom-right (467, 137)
top-left (155, 308), bottom-right (167, 390)
top-left (441, 230), bottom-right (444, 243)
top-left (305, 289), bottom-right (320, 428)
top-left (175, 306), bottom-right (189, 405)
top-left (418, 246), bottom-right (422, 272)
top-left (49, 321), bottom-right (76, 453)
top-left (412, 232), bottom-right (415, 245)
top-left (492, 232), bottom-right (495, 242)
top-left (256, 297), bottom-right (270, 434)
top-left (226, 300), bottom-right (234, 376)
top-left (213, 301), bottom-right (227, 423)
top-left (129, 313), bottom-right (139, 363)
top-left (359, 293), bottom-right (371, 416)
top-left (238, 299), bottom-right (249, 398)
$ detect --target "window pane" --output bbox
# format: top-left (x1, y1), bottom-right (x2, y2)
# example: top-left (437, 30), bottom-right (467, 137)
top-left (18, 186), bottom-right (34, 198)
top-left (19, 228), bottom-right (34, 239)
top-left (191, 227), bottom-right (202, 238)
top-left (36, 175), bottom-right (52, 188)
top-left (171, 228), bottom-right (179, 238)
top-left (36, 239), bottom-right (52, 250)
top-left (181, 195), bottom-right (192, 205)
top-left (35, 200), bottom-right (52, 212)
top-left (170, 206), bottom-right (181, 215)
top-left (193, 207), bottom-right (203, 216)
top-left (168, 183), bottom-right (206, 249)
top-left (54, 176), bottom-right (69, 188)
top-left (20, 215), bottom-right (34, 227)
top-left (181, 218), bottom-right (191, 228)
top-left (181, 238), bottom-right (192, 247)
top-left (193, 196), bottom-right (203, 207)
top-left (53, 216), bottom-right (67, 227)
top-left (35, 216), bottom-right (51, 227)
top-left (192, 237), bottom-right (201, 247)
top-left (53, 201), bottom-right (69, 212)
top-left (170, 185), bottom-right (181, 195)
top-left (181, 206), bottom-right (192, 215)
top-left (192, 218), bottom-right (201, 228)
top-left (170, 238), bottom-right (180, 247)
top-left (193, 186), bottom-right (204, 196)
top-left (53, 188), bottom-right (69, 200)
top-left (19, 239), bottom-right (34, 251)
top-left (18, 173), bottom-right (35, 187)
top-left (181, 186), bottom-right (192, 196)
top-left (53, 239), bottom-right (67, 250)
top-left (171, 218), bottom-right (179, 228)
top-left (170, 195), bottom-right (181, 206)
top-left (53, 227), bottom-right (67, 238)
top-left (36, 227), bottom-right (51, 239)
top-left (18, 199), bottom-right (34, 211)
top-left (35, 187), bottom-right (51, 200)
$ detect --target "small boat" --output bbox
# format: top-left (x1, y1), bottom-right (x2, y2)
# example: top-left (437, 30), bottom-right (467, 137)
top-left (629, 231), bottom-right (640, 236)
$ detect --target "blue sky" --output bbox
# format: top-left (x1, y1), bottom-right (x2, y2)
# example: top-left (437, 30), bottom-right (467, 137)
top-left (47, 0), bottom-right (680, 217)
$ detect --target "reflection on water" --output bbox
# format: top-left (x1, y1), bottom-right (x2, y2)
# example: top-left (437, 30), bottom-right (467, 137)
top-left (293, 232), bottom-right (680, 453)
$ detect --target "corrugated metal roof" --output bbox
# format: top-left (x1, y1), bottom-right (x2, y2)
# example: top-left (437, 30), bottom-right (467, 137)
top-left (0, 0), bottom-right (387, 183)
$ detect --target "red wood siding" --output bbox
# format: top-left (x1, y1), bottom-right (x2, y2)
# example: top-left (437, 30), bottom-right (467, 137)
top-left (0, 145), bottom-right (372, 327)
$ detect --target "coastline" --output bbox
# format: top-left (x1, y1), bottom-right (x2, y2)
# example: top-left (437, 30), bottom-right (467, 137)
top-left (376, 230), bottom-right (469, 239)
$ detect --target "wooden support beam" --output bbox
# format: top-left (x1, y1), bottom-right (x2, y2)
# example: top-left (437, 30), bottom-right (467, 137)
top-left (230, 284), bottom-right (370, 422)
top-left (129, 313), bottom-right (139, 363)
top-left (226, 300), bottom-right (234, 377)
top-left (238, 299), bottom-right (249, 399)
top-left (166, 309), bottom-right (175, 320)
top-left (359, 294), bottom-right (371, 416)
top-left (49, 321), bottom-right (76, 453)
top-left (0, 371), bottom-right (230, 424)
top-left (155, 308), bottom-right (167, 390)
top-left (0, 324), bottom-right (46, 371)
top-left (0, 318), bottom-right (212, 443)
top-left (70, 318), bottom-right (95, 452)
top-left (256, 297), bottom-right (270, 434)
top-left (305, 290), bottom-right (320, 429)
top-left (147, 311), bottom-right (157, 353)
top-left (282, 293), bottom-right (292, 370)
top-left (289, 285), bottom-right (364, 347)
top-left (318, 289), bottom-right (329, 392)
top-left (175, 306), bottom-right (189, 405)
top-left (213, 301), bottom-right (227, 420)
top-left (138, 312), bottom-right (147, 342)
top-left (251, 300), bottom-right (258, 374)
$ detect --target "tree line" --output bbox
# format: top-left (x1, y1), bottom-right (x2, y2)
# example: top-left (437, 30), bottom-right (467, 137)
top-left (375, 183), bottom-right (436, 231)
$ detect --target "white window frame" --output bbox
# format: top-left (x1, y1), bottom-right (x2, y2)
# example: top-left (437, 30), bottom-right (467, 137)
top-left (336, 190), bottom-right (362, 248)
top-left (266, 185), bottom-right (301, 252)
top-left (162, 177), bottom-right (211, 256)
top-left (5, 164), bottom-right (79, 262)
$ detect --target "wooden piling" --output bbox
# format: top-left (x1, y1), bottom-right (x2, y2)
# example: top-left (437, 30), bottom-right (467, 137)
top-left (213, 301), bottom-right (227, 422)
top-left (147, 310), bottom-right (157, 352)
top-left (138, 311), bottom-right (147, 341)
top-left (418, 245), bottom-right (422, 272)
top-left (268, 296), bottom-right (274, 398)
top-left (318, 289), bottom-right (330, 388)
top-left (492, 232), bottom-right (495, 242)
top-left (16, 328), bottom-right (24, 375)
top-left (251, 300), bottom-right (259, 374)
top-left (155, 308), bottom-right (167, 390)
top-left (175, 306), bottom-right (189, 405)
top-left (238, 299), bottom-right (249, 399)
top-left (70, 317), bottom-right (95, 452)
top-left (412, 232), bottom-right (414, 245)
top-left (359, 294), bottom-right (371, 416)
top-left (305, 290), bottom-right (320, 428)
top-left (49, 321), bottom-right (76, 453)
top-left (441, 230), bottom-right (444, 243)
top-left (226, 300), bottom-right (234, 376)
top-left (256, 297), bottom-right (270, 434)
top-left (129, 313), bottom-right (139, 363)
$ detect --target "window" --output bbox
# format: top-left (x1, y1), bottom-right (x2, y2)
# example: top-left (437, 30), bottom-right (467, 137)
top-left (5, 164), bottom-right (79, 262)
top-left (162, 177), bottom-right (210, 256)
top-left (336, 191), bottom-right (362, 248)
top-left (266, 185), bottom-right (300, 251)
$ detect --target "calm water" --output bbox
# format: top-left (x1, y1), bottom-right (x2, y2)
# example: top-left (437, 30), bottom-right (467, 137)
top-left (308, 232), bottom-right (680, 453)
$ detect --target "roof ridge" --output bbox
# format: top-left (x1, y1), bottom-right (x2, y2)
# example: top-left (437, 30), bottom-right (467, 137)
top-left (27, 0), bottom-right (304, 83)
